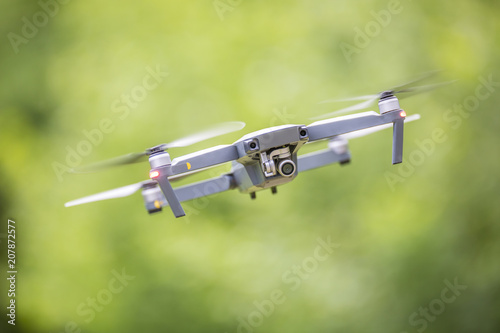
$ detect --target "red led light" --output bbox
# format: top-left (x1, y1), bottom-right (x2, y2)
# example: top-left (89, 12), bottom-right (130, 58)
top-left (149, 170), bottom-right (160, 179)
top-left (400, 110), bottom-right (407, 117)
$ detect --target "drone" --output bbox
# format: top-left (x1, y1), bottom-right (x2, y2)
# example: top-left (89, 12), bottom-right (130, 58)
top-left (65, 74), bottom-right (448, 218)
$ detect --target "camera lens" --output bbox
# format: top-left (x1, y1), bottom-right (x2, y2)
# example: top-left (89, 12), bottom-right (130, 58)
top-left (278, 160), bottom-right (296, 177)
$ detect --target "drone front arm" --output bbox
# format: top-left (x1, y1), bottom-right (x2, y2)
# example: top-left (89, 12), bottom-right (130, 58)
top-left (307, 111), bottom-right (394, 141)
top-left (170, 145), bottom-right (239, 175)
top-left (306, 110), bottom-right (406, 164)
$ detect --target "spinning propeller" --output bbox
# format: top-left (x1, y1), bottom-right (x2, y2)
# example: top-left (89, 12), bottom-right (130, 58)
top-left (71, 121), bottom-right (245, 173)
top-left (63, 168), bottom-right (211, 208)
top-left (313, 71), bottom-right (454, 120)
top-left (65, 180), bottom-right (156, 207)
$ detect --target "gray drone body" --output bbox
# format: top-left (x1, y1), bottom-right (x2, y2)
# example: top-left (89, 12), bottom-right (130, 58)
top-left (67, 72), bottom-right (450, 218)
top-left (146, 104), bottom-right (404, 217)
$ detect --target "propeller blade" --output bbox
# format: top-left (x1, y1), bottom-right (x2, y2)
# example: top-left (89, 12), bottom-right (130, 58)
top-left (316, 72), bottom-right (439, 107)
top-left (312, 71), bottom-right (453, 120)
top-left (70, 152), bottom-right (148, 173)
top-left (340, 114), bottom-right (421, 140)
top-left (70, 121), bottom-right (245, 173)
top-left (318, 94), bottom-right (378, 104)
top-left (311, 96), bottom-right (379, 120)
top-left (389, 70), bottom-right (441, 93)
top-left (65, 161), bottom-right (223, 208)
top-left (161, 121), bottom-right (246, 149)
top-left (64, 180), bottom-right (155, 207)
top-left (394, 80), bottom-right (457, 96)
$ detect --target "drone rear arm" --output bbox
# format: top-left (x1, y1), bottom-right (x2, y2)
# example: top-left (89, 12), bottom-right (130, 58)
top-left (160, 174), bottom-right (236, 208)
top-left (297, 145), bottom-right (351, 173)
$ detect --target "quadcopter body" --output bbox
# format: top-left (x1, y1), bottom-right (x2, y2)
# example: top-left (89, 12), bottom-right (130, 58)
top-left (66, 105), bottom-right (408, 217)
top-left (65, 74), bottom-right (450, 218)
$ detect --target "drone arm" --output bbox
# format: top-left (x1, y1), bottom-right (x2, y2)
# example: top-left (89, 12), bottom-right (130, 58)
top-left (162, 174), bottom-right (236, 207)
top-left (170, 145), bottom-right (239, 175)
top-left (307, 112), bottom-right (399, 142)
top-left (297, 144), bottom-right (351, 173)
top-left (307, 111), bottom-right (406, 165)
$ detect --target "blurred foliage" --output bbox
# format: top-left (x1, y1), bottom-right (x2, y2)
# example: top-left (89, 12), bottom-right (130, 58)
top-left (1, 0), bottom-right (500, 332)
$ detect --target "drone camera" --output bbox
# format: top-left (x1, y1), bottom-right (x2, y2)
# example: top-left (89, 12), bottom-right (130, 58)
top-left (278, 159), bottom-right (296, 177)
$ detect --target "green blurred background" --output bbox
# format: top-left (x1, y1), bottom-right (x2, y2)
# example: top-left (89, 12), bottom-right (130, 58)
top-left (1, 0), bottom-right (499, 332)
